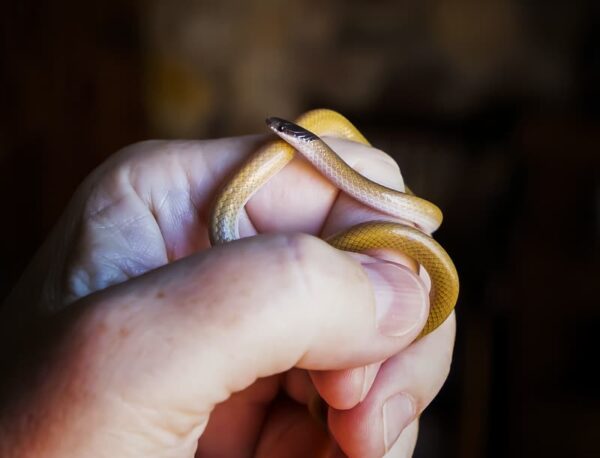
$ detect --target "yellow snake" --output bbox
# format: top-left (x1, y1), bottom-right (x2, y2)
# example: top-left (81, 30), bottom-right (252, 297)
top-left (209, 109), bottom-right (458, 336)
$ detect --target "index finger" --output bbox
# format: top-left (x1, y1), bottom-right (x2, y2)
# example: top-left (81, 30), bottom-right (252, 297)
top-left (106, 134), bottom-right (405, 257)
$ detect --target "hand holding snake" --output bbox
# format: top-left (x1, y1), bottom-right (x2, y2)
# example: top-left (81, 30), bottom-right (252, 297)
top-left (210, 109), bottom-right (458, 337)
top-left (0, 111), bottom-right (457, 457)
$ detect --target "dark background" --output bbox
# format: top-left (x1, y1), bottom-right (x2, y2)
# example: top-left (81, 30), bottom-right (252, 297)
top-left (1, 1), bottom-right (599, 456)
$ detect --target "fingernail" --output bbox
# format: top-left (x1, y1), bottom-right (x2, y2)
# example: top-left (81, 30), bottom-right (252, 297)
top-left (360, 362), bottom-right (380, 402)
top-left (382, 393), bottom-right (415, 452)
top-left (363, 261), bottom-right (428, 336)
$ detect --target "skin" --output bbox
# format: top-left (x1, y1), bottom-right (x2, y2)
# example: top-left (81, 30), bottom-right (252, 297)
top-left (0, 134), bottom-right (456, 457)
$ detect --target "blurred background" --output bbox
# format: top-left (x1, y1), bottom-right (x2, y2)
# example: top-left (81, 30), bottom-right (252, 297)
top-left (1, 0), bottom-right (598, 456)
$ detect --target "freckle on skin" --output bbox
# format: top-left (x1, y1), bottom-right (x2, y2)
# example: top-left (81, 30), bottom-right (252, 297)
top-left (119, 327), bottom-right (130, 338)
top-left (156, 291), bottom-right (165, 299)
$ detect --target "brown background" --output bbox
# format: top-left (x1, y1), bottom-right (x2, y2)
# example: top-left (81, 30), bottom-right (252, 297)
top-left (1, 1), bottom-right (599, 456)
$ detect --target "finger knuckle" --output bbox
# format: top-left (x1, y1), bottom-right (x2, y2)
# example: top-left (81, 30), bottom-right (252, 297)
top-left (281, 232), bottom-right (326, 274)
top-left (277, 233), bottom-right (330, 298)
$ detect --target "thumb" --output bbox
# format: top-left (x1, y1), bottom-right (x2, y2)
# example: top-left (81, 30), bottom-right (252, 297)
top-left (1, 234), bottom-right (428, 456)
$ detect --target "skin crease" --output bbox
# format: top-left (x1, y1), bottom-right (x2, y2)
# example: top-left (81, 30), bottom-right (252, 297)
top-left (0, 134), bottom-right (456, 458)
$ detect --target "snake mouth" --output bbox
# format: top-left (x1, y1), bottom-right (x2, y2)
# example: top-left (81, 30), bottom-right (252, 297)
top-left (265, 117), bottom-right (319, 141)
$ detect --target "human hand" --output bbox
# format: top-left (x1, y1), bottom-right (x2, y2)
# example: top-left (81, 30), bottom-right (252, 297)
top-left (0, 135), bottom-right (455, 457)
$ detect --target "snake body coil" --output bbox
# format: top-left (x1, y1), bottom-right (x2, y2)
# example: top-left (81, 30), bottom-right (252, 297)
top-left (209, 109), bottom-right (458, 336)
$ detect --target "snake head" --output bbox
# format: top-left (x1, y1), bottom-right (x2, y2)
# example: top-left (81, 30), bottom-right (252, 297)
top-left (266, 117), bottom-right (319, 144)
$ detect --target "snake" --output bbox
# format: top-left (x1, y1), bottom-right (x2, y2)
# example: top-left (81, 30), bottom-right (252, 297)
top-left (209, 109), bottom-right (458, 337)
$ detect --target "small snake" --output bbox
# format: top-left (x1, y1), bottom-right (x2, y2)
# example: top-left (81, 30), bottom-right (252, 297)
top-left (209, 109), bottom-right (458, 336)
